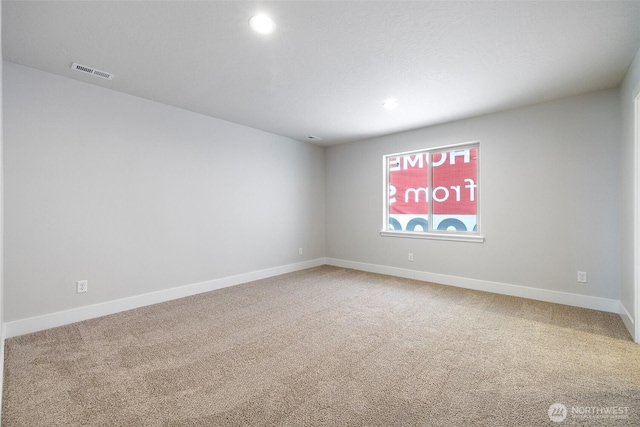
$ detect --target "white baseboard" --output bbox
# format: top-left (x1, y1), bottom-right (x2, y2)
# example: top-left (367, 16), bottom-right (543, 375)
top-left (326, 258), bottom-right (620, 314)
top-left (4, 258), bottom-right (326, 338)
top-left (3, 257), bottom-right (627, 339)
top-left (619, 301), bottom-right (636, 341)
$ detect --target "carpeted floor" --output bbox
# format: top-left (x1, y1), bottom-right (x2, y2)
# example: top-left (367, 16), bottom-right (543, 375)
top-left (2, 266), bottom-right (640, 426)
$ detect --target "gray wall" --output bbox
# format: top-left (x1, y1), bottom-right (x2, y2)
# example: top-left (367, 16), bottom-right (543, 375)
top-left (3, 58), bottom-right (632, 324)
top-left (326, 89), bottom-right (621, 300)
top-left (620, 47), bottom-right (640, 324)
top-left (4, 62), bottom-right (326, 321)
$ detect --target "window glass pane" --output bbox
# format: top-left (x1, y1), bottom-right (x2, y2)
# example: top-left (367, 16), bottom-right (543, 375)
top-left (430, 147), bottom-right (478, 232)
top-left (388, 153), bottom-right (429, 232)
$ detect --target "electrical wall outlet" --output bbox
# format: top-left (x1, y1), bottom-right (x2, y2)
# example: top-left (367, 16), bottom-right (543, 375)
top-left (298, 248), bottom-right (303, 255)
top-left (77, 280), bottom-right (88, 293)
top-left (577, 271), bottom-right (587, 283)
top-left (408, 253), bottom-right (414, 262)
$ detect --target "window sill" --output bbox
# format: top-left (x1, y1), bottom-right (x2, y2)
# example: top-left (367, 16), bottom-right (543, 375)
top-left (380, 230), bottom-right (485, 243)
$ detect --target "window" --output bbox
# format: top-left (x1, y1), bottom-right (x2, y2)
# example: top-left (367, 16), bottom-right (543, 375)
top-left (381, 141), bottom-right (483, 242)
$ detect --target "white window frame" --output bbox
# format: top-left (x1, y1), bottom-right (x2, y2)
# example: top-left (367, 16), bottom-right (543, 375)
top-left (381, 141), bottom-right (484, 243)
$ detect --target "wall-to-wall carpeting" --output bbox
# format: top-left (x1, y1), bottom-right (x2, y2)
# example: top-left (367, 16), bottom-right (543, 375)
top-left (3, 266), bottom-right (639, 426)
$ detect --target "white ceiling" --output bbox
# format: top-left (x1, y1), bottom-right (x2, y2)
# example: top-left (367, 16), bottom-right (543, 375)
top-left (3, 1), bottom-right (640, 145)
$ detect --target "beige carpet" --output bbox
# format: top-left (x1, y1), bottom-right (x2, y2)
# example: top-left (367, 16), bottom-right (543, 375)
top-left (3, 266), bottom-right (640, 426)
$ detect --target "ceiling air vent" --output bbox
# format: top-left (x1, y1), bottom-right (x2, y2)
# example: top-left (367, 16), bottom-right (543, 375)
top-left (306, 136), bottom-right (323, 141)
top-left (71, 62), bottom-right (114, 80)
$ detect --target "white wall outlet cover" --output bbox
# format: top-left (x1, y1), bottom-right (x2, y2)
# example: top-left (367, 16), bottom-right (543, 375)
top-left (76, 280), bottom-right (88, 293)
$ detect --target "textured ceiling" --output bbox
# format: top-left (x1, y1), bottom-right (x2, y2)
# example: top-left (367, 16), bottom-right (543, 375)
top-left (3, 1), bottom-right (640, 145)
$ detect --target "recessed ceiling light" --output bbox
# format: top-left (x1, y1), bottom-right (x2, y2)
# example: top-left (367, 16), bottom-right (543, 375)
top-left (383, 99), bottom-right (399, 110)
top-left (249, 14), bottom-right (276, 34)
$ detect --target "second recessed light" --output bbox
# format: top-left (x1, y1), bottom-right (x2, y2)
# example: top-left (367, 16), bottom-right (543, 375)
top-left (383, 99), bottom-right (399, 110)
top-left (249, 14), bottom-right (276, 34)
